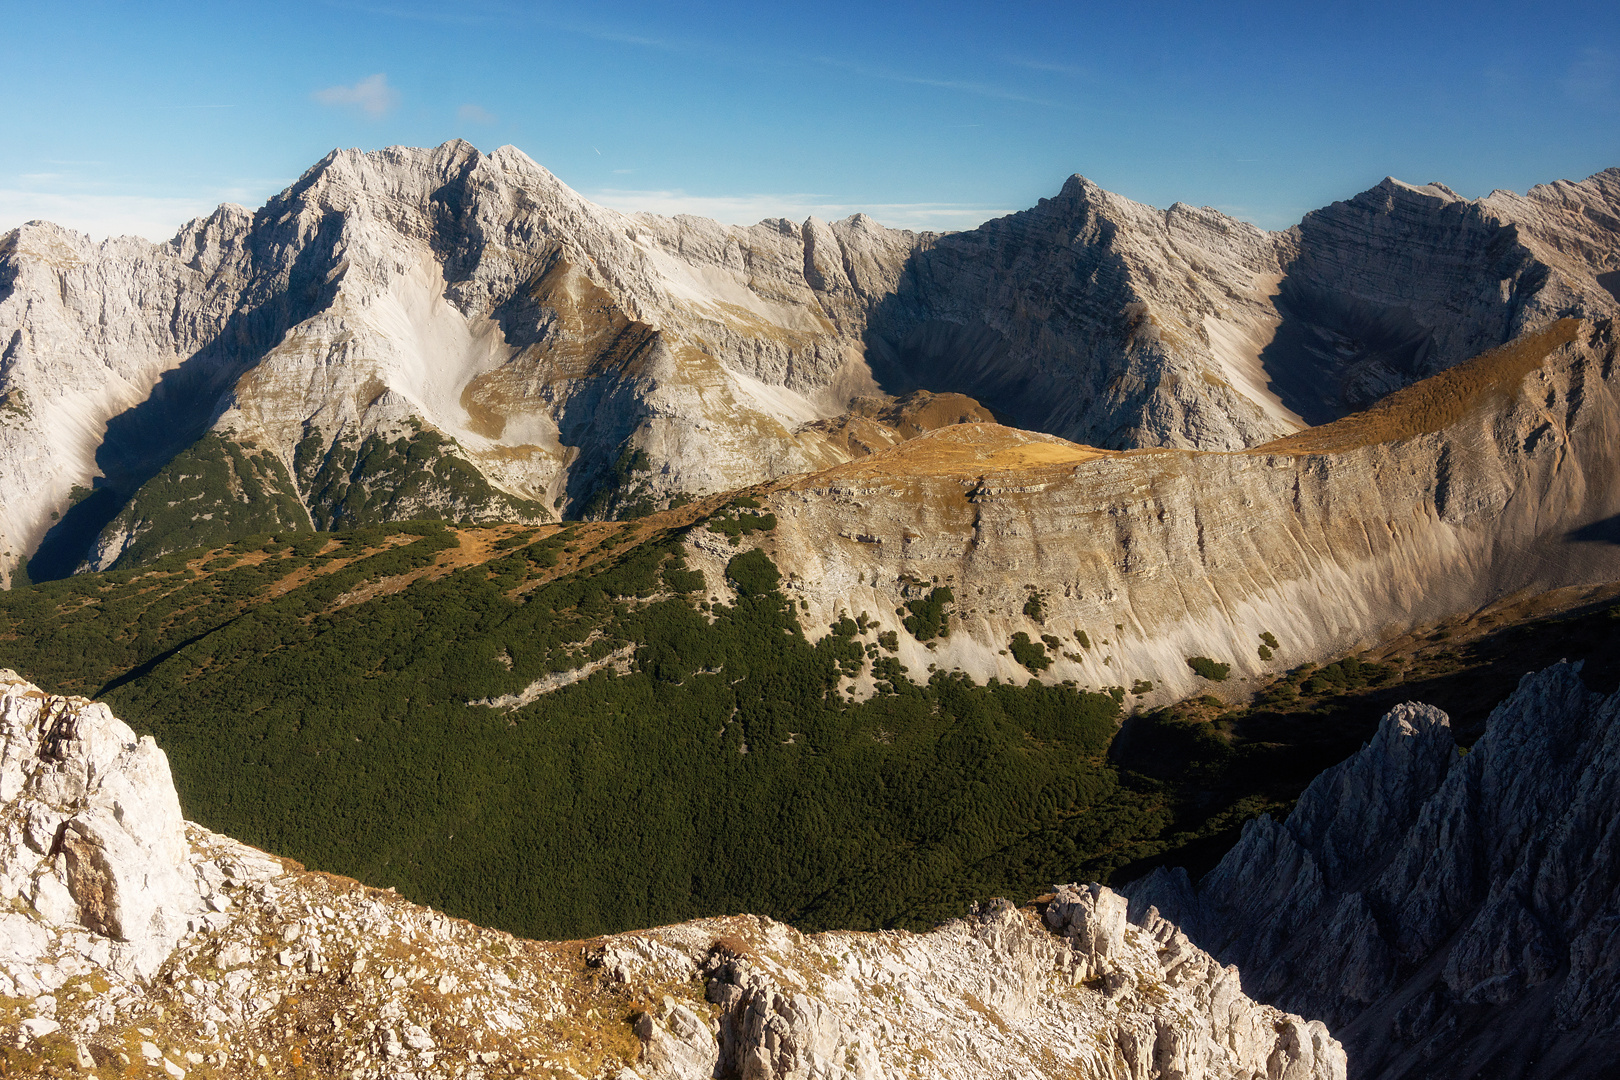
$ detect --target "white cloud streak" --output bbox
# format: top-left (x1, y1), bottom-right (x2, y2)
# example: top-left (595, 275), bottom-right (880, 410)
top-left (813, 57), bottom-right (1066, 109)
top-left (457, 103), bottom-right (497, 125)
top-left (313, 73), bottom-right (400, 117)
top-left (1009, 58), bottom-right (1088, 77)
top-left (586, 188), bottom-right (1013, 232)
top-left (1563, 48), bottom-right (1617, 107)
top-left (0, 190), bottom-right (223, 243)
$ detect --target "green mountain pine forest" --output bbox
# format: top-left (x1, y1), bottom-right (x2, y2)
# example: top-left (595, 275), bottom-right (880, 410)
top-left (4, 508), bottom-right (1618, 941)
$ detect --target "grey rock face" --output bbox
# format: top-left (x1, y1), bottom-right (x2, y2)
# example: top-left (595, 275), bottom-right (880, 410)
top-left (752, 318), bottom-right (1620, 701)
top-left (1267, 180), bottom-right (1541, 423)
top-left (868, 175), bottom-right (1299, 451)
top-left (0, 669), bottom-right (203, 979)
top-left (3, 147), bottom-right (1616, 587)
top-left (867, 170), bottom-right (1620, 448)
top-left (1124, 662), bottom-right (1620, 1078)
top-left (659, 889), bottom-right (1346, 1080)
top-left (0, 142), bottom-right (924, 581)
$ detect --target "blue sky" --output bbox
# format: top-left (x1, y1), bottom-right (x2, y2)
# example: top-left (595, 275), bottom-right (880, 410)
top-left (2, 0), bottom-right (1616, 239)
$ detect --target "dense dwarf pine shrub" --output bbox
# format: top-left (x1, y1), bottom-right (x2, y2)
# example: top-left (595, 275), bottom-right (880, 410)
top-left (0, 533), bottom-right (1168, 940)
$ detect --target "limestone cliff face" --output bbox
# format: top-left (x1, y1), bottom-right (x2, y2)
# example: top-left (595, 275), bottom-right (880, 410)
top-left (0, 670), bottom-right (211, 981)
top-left (1264, 172), bottom-right (1620, 424)
top-left (0, 208), bottom-right (269, 581)
top-left (0, 670), bottom-right (1346, 1080)
top-left (862, 176), bottom-right (1298, 451)
top-left (0, 142), bottom-right (928, 581)
top-left (2, 146), bottom-right (1617, 586)
top-left (1124, 662), bottom-right (1620, 1080)
top-left (736, 319), bottom-right (1620, 702)
top-left (863, 169), bottom-right (1620, 449)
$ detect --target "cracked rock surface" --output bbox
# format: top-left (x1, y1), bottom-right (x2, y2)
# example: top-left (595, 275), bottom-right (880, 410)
top-left (1126, 662), bottom-right (1620, 1079)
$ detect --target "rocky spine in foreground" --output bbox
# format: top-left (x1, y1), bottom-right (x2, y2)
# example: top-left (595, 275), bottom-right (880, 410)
top-left (1125, 663), bottom-right (1620, 1079)
top-left (0, 669), bottom-right (1344, 1078)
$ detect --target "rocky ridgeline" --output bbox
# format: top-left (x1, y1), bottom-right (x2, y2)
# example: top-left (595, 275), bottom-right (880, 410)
top-left (3, 144), bottom-right (1617, 586)
top-left (0, 670), bottom-right (1345, 1079)
top-left (743, 319), bottom-right (1620, 701)
top-left (1125, 663), bottom-right (1620, 1079)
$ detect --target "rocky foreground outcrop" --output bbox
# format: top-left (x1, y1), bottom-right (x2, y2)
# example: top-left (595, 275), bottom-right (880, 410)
top-left (1125, 663), bottom-right (1620, 1079)
top-left (0, 669), bottom-right (1345, 1078)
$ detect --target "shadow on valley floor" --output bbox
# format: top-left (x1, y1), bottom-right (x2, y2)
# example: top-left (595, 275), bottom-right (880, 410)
top-left (26, 212), bottom-right (351, 581)
top-left (1111, 586), bottom-right (1620, 886)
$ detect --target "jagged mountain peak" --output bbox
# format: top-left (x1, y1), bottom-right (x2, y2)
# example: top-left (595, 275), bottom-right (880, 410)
top-left (1366, 175), bottom-right (1471, 203)
top-left (1125, 660), bottom-right (1620, 1077)
top-left (1055, 171), bottom-right (1109, 201)
top-left (2, 153), bottom-right (1619, 587)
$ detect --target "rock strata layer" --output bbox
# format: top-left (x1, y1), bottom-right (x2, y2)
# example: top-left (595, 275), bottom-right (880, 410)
top-left (729, 318), bottom-right (1620, 700)
top-left (1125, 662), bottom-right (1620, 1079)
top-left (2, 145), bottom-right (1616, 585)
top-left (0, 669), bottom-right (1345, 1079)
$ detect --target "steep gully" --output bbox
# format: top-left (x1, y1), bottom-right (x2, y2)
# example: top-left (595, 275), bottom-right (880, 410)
top-left (2, 145), bottom-right (1616, 587)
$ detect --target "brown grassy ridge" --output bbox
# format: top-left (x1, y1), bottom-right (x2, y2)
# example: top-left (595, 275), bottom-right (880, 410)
top-left (777, 319), bottom-right (1586, 491)
top-left (786, 422), bottom-right (1116, 486)
top-left (309, 486), bottom-right (757, 608)
top-left (1251, 318), bottom-right (1583, 455)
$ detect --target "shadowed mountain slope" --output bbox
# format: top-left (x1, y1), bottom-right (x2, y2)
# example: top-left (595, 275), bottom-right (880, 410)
top-left (2, 149), bottom-right (1616, 586)
top-left (1125, 663), bottom-right (1620, 1079)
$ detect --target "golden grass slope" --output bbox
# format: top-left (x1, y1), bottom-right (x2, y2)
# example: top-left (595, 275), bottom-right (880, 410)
top-left (779, 318), bottom-right (1587, 491)
top-left (1255, 318), bottom-right (1584, 454)
top-left (791, 422), bottom-right (1118, 485)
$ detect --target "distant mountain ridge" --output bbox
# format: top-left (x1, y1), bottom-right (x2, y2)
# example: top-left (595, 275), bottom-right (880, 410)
top-left (1, 142), bottom-right (1617, 585)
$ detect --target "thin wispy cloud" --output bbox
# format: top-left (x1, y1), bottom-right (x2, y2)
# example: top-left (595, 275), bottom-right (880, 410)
top-left (572, 26), bottom-right (683, 51)
top-left (336, 3), bottom-right (1050, 115)
top-left (457, 104), bottom-right (497, 125)
top-left (587, 188), bottom-right (1013, 232)
top-left (813, 57), bottom-right (1066, 109)
top-left (344, 1), bottom-right (497, 25)
top-left (313, 73), bottom-right (400, 117)
top-left (1, 168), bottom-right (296, 242)
top-left (1010, 58), bottom-right (1088, 77)
top-left (0, 190), bottom-right (222, 242)
top-left (1563, 48), bottom-right (1617, 107)
top-left (348, 0), bottom-right (679, 46)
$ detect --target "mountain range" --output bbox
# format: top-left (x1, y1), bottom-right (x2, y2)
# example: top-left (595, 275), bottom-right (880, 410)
top-left (3, 142), bottom-right (1617, 589)
top-left (4, 145), bottom-right (1620, 1079)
